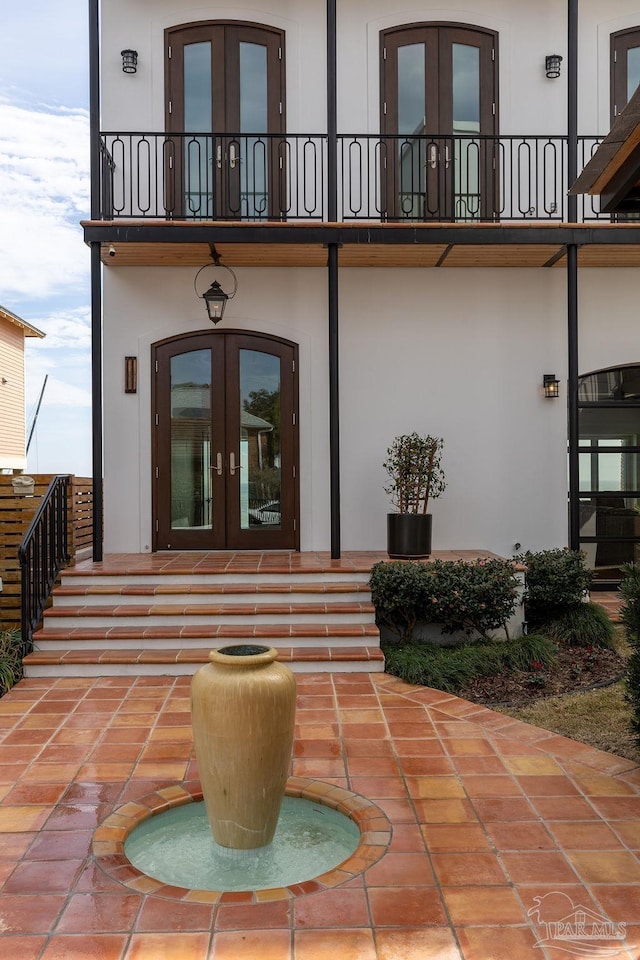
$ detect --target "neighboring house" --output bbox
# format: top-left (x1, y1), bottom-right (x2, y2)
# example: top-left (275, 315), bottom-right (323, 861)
top-left (84, 1), bottom-right (640, 586)
top-left (0, 306), bottom-right (45, 472)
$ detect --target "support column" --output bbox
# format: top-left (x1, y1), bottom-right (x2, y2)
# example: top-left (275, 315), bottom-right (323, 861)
top-left (567, 0), bottom-right (579, 550)
top-left (327, 0), bottom-right (340, 558)
top-left (89, 0), bottom-right (103, 560)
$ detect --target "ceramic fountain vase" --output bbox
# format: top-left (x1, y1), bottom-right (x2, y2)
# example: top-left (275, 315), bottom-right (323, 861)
top-left (190, 644), bottom-right (297, 851)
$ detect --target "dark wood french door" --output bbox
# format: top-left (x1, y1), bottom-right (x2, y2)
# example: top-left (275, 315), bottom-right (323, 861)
top-left (165, 21), bottom-right (285, 218)
top-left (612, 27), bottom-right (640, 120)
top-left (153, 331), bottom-right (299, 551)
top-left (381, 23), bottom-right (497, 220)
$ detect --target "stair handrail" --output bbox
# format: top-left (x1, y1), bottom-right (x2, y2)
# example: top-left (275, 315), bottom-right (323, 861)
top-left (18, 475), bottom-right (71, 656)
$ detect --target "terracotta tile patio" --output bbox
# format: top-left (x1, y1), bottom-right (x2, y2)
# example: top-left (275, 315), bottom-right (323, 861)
top-left (0, 671), bottom-right (638, 959)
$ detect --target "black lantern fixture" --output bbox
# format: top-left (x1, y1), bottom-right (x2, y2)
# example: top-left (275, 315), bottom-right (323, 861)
top-left (194, 246), bottom-right (238, 325)
top-left (543, 374), bottom-right (560, 398)
top-left (545, 54), bottom-right (563, 79)
top-left (121, 49), bottom-right (138, 74)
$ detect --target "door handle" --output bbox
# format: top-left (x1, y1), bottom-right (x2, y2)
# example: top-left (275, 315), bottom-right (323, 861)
top-left (215, 452), bottom-right (223, 476)
top-left (444, 145), bottom-right (451, 169)
top-left (426, 144), bottom-right (438, 169)
top-left (216, 144), bottom-right (222, 169)
top-left (229, 452), bottom-right (242, 476)
top-left (229, 143), bottom-right (239, 169)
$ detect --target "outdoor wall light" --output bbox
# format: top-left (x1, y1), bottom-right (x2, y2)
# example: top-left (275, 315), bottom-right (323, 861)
top-left (194, 245), bottom-right (238, 325)
top-left (121, 49), bottom-right (138, 74)
top-left (545, 54), bottom-right (563, 79)
top-left (543, 374), bottom-right (560, 398)
top-left (125, 357), bottom-right (137, 394)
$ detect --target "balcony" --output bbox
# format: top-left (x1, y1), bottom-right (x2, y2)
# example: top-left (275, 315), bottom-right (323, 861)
top-left (86, 132), bottom-right (640, 268)
top-left (98, 132), bottom-right (607, 223)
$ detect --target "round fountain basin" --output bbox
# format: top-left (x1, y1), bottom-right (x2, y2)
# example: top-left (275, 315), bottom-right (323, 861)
top-left (93, 780), bottom-right (392, 902)
top-left (124, 796), bottom-right (360, 892)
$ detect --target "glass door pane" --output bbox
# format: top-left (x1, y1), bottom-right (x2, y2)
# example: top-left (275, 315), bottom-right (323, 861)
top-left (184, 42), bottom-right (213, 216)
top-left (170, 350), bottom-right (213, 531)
top-left (238, 349), bottom-right (282, 530)
top-left (452, 43), bottom-right (480, 218)
top-left (397, 43), bottom-right (426, 218)
top-left (239, 42), bottom-right (269, 218)
top-left (628, 45), bottom-right (640, 101)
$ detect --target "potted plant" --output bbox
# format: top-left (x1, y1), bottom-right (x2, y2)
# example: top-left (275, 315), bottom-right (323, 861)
top-left (384, 432), bottom-right (446, 558)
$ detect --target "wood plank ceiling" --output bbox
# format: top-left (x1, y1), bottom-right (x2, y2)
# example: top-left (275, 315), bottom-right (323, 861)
top-left (92, 222), bottom-right (640, 269)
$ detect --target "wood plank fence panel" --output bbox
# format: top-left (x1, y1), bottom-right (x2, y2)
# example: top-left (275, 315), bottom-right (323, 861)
top-left (0, 475), bottom-right (93, 632)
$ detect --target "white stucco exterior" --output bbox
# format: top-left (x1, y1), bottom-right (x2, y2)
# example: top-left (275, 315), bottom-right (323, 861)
top-left (98, 0), bottom-right (640, 558)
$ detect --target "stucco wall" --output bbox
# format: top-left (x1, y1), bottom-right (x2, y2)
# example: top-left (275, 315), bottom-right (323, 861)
top-left (102, 265), bottom-right (640, 556)
top-left (101, 0), bottom-right (640, 137)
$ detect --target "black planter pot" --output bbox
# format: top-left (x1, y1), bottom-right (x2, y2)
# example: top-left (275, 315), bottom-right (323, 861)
top-left (387, 513), bottom-right (432, 559)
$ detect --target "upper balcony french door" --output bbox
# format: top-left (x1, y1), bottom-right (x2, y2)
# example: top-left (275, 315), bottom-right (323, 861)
top-left (381, 23), bottom-right (497, 220)
top-left (166, 22), bottom-right (285, 219)
top-left (612, 26), bottom-right (640, 121)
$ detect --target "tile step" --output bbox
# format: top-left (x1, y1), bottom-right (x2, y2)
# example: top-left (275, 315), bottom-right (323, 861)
top-left (42, 610), bottom-right (375, 628)
top-left (62, 570), bottom-right (374, 587)
top-left (54, 583), bottom-right (372, 601)
top-left (32, 635), bottom-right (376, 651)
top-left (33, 624), bottom-right (379, 646)
top-left (46, 601), bottom-right (374, 616)
top-left (23, 645), bottom-right (385, 676)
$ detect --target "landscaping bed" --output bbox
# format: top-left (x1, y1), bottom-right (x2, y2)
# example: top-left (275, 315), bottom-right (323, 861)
top-left (459, 642), bottom-right (626, 706)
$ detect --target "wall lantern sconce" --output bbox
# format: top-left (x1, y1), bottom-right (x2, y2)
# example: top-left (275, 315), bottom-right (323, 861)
top-left (545, 54), bottom-right (563, 79)
top-left (543, 374), bottom-right (560, 398)
top-left (125, 357), bottom-right (137, 393)
top-left (121, 49), bottom-right (138, 74)
top-left (194, 245), bottom-right (238, 325)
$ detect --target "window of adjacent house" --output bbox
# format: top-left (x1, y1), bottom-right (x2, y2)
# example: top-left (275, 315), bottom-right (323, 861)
top-left (611, 27), bottom-right (640, 120)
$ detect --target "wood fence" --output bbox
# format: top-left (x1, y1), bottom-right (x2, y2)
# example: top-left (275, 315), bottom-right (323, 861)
top-left (0, 475), bottom-right (93, 632)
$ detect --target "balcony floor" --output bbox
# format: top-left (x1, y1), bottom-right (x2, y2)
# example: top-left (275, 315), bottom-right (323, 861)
top-left (82, 219), bottom-right (640, 269)
top-left (0, 671), bottom-right (638, 958)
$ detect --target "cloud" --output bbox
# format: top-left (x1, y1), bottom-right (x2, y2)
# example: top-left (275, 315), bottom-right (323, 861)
top-left (25, 306), bottom-right (91, 411)
top-left (27, 306), bottom-right (91, 351)
top-left (0, 98), bottom-right (90, 300)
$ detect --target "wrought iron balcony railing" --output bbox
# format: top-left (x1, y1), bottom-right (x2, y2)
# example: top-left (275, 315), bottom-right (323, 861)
top-left (99, 132), bottom-right (607, 223)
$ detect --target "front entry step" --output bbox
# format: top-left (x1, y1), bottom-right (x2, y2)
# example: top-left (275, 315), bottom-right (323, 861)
top-left (23, 553), bottom-right (386, 677)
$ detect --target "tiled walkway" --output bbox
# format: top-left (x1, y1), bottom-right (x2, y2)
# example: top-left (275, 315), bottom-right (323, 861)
top-left (0, 672), bottom-right (639, 959)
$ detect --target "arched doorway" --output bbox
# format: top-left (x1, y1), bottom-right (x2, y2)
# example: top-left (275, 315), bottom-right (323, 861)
top-left (578, 363), bottom-right (640, 584)
top-left (152, 330), bottom-right (299, 551)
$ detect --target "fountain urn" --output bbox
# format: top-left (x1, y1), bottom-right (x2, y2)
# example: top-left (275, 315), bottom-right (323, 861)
top-left (191, 645), bottom-right (297, 851)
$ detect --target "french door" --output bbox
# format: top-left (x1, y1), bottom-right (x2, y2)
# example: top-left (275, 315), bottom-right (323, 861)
top-left (165, 22), bottom-right (285, 219)
top-left (611, 27), bottom-right (640, 120)
top-left (153, 332), bottom-right (299, 550)
top-left (381, 23), bottom-right (497, 220)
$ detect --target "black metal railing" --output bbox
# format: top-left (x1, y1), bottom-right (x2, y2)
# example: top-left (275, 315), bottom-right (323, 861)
top-left (18, 475), bottom-right (71, 656)
top-left (99, 131), bottom-right (606, 223)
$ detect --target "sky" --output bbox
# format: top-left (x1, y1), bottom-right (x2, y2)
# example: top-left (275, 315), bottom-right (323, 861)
top-left (0, 1), bottom-right (92, 476)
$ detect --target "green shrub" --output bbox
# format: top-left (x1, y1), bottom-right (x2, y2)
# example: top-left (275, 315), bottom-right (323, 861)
top-left (518, 548), bottom-right (592, 627)
top-left (383, 633), bottom-right (557, 693)
top-left (542, 603), bottom-right (616, 649)
top-left (501, 634), bottom-right (558, 671)
top-left (0, 630), bottom-right (23, 698)
top-left (369, 561), bottom-right (432, 639)
top-left (370, 558), bottom-right (519, 642)
top-left (620, 562), bottom-right (640, 743)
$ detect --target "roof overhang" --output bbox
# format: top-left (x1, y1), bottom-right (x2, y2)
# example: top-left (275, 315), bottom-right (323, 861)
top-left (570, 86), bottom-right (640, 213)
top-left (0, 305), bottom-right (46, 338)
